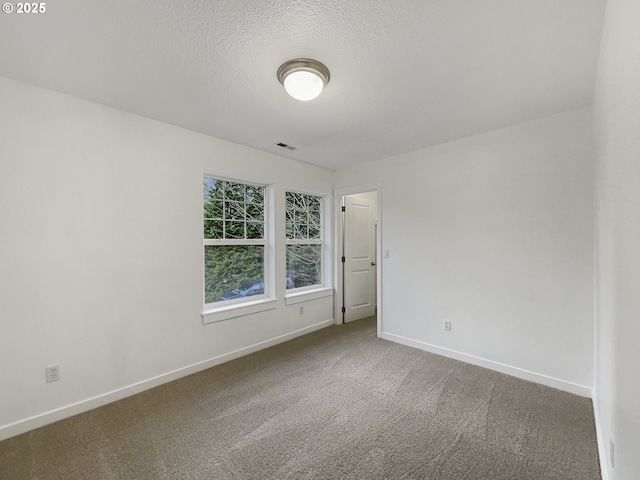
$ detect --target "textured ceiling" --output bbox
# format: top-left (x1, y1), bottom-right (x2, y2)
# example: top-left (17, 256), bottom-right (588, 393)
top-left (0, 0), bottom-right (606, 170)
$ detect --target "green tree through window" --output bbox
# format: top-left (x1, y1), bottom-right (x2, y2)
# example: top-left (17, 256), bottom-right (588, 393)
top-left (204, 178), bottom-right (265, 304)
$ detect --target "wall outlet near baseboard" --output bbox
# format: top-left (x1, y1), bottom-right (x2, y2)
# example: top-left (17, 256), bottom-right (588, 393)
top-left (46, 365), bottom-right (60, 383)
top-left (298, 306), bottom-right (304, 315)
top-left (443, 319), bottom-right (451, 331)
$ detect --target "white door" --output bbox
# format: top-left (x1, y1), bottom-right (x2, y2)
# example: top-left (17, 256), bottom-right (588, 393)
top-left (343, 195), bottom-right (376, 322)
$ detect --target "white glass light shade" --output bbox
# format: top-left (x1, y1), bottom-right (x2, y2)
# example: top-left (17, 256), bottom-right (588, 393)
top-left (283, 70), bottom-right (325, 101)
top-left (277, 59), bottom-right (330, 102)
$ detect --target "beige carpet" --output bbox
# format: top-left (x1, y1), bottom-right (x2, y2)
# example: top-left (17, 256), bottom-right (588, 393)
top-left (0, 317), bottom-right (601, 479)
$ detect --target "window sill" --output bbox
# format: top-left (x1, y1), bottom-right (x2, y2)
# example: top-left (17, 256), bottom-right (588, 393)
top-left (285, 287), bottom-right (333, 305)
top-left (202, 298), bottom-right (278, 324)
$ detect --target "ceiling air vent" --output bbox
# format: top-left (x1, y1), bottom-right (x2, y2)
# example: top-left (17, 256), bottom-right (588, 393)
top-left (275, 142), bottom-right (296, 151)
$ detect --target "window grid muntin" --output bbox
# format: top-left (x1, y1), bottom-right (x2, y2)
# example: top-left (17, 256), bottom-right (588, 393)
top-left (204, 178), bottom-right (265, 241)
top-left (286, 192), bottom-right (321, 241)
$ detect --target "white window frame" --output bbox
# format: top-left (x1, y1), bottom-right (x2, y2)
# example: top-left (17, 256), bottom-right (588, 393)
top-left (285, 190), bottom-right (332, 304)
top-left (202, 174), bottom-right (276, 323)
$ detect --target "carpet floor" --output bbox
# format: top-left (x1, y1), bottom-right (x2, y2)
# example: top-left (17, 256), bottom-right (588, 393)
top-left (0, 317), bottom-right (601, 479)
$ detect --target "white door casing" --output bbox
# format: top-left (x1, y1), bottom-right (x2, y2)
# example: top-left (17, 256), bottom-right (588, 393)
top-left (343, 195), bottom-right (376, 322)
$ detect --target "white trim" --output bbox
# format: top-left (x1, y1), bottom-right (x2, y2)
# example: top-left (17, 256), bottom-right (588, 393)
top-left (334, 182), bottom-right (382, 198)
top-left (380, 331), bottom-right (593, 397)
top-left (592, 392), bottom-right (611, 480)
top-left (284, 185), bottom-right (329, 197)
top-left (285, 287), bottom-right (333, 305)
top-left (334, 182), bottom-right (382, 334)
top-left (286, 239), bottom-right (323, 245)
top-left (203, 170), bottom-right (270, 188)
top-left (0, 319), bottom-right (335, 442)
top-left (202, 297), bottom-right (278, 323)
top-left (204, 238), bottom-right (265, 245)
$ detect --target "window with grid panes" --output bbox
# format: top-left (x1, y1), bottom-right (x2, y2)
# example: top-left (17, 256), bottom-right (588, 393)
top-left (285, 192), bottom-right (323, 289)
top-left (203, 177), bottom-right (266, 305)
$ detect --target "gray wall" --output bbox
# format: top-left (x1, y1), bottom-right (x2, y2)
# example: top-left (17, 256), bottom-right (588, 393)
top-left (0, 76), bottom-right (334, 440)
top-left (335, 108), bottom-right (595, 394)
top-left (593, 0), bottom-right (640, 478)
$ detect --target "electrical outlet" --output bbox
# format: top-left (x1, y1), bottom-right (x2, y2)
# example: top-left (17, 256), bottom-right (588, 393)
top-left (46, 365), bottom-right (60, 383)
top-left (443, 319), bottom-right (451, 331)
top-left (298, 306), bottom-right (304, 315)
top-left (610, 438), bottom-right (615, 468)
top-left (383, 249), bottom-right (390, 259)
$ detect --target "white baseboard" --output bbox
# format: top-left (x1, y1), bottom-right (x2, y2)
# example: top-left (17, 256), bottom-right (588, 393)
top-left (379, 332), bottom-right (593, 398)
top-left (0, 319), bottom-right (335, 442)
top-left (591, 393), bottom-right (610, 480)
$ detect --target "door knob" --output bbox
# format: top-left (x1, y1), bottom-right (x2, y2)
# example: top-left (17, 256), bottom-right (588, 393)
top-left (371, 261), bottom-right (377, 266)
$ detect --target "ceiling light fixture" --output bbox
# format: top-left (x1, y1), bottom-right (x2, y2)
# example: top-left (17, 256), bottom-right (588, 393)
top-left (277, 58), bottom-right (330, 102)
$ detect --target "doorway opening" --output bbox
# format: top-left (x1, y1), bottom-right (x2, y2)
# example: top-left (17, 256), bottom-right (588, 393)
top-left (335, 184), bottom-right (381, 335)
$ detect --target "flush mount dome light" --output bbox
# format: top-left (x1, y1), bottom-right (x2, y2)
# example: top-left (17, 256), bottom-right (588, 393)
top-left (277, 58), bottom-right (330, 101)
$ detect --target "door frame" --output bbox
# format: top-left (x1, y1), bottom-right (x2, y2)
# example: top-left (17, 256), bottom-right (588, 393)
top-left (334, 182), bottom-right (382, 336)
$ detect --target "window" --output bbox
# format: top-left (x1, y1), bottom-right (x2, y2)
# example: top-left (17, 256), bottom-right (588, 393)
top-left (286, 191), bottom-right (323, 289)
top-left (204, 177), bottom-right (266, 306)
